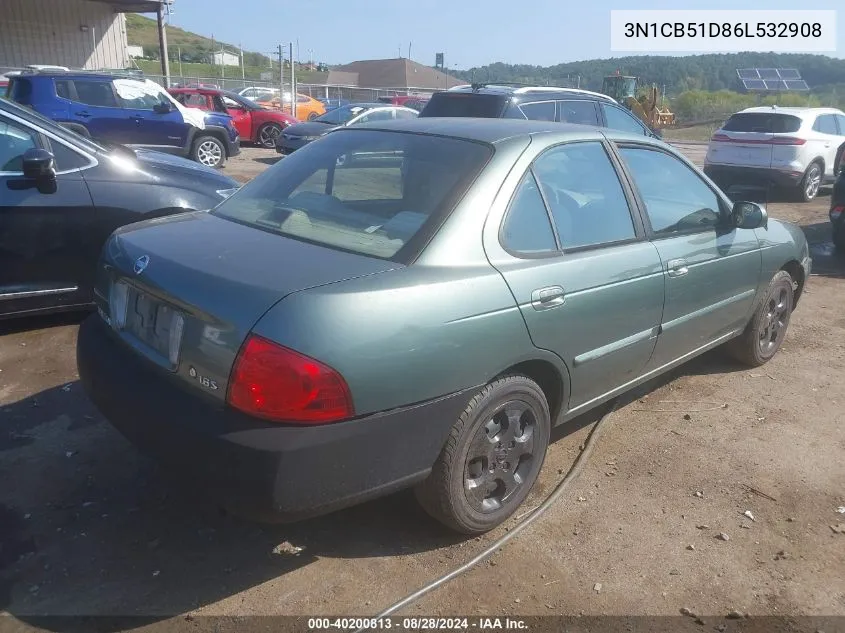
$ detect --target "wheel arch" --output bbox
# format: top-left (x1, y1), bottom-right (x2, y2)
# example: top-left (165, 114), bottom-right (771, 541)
top-left (492, 356), bottom-right (570, 426)
top-left (781, 259), bottom-right (806, 308)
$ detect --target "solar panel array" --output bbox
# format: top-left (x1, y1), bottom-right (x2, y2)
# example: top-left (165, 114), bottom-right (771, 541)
top-left (736, 68), bottom-right (809, 91)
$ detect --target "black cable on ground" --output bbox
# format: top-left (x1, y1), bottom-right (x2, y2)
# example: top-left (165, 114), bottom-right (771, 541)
top-left (353, 398), bottom-right (620, 632)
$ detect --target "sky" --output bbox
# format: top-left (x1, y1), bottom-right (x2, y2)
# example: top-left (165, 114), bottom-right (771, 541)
top-left (165, 0), bottom-right (844, 69)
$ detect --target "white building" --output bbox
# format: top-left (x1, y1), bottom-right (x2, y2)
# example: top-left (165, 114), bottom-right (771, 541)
top-left (210, 51), bottom-right (240, 67)
top-left (0, 0), bottom-right (167, 72)
top-left (127, 45), bottom-right (145, 59)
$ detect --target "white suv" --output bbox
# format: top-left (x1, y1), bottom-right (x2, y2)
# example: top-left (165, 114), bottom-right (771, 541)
top-left (703, 106), bottom-right (845, 202)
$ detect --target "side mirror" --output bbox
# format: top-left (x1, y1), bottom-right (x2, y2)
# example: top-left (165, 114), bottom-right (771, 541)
top-left (22, 148), bottom-right (57, 193)
top-left (153, 101), bottom-right (173, 114)
top-left (731, 201), bottom-right (768, 230)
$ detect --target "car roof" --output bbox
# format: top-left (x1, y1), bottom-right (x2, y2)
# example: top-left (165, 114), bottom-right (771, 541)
top-left (170, 87), bottom-right (222, 95)
top-left (738, 106), bottom-right (845, 116)
top-left (344, 116), bottom-right (658, 145)
top-left (444, 84), bottom-right (617, 104)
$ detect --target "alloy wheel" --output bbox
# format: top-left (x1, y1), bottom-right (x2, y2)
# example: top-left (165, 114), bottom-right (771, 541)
top-left (759, 287), bottom-right (790, 354)
top-left (464, 400), bottom-right (537, 514)
top-left (197, 141), bottom-right (223, 167)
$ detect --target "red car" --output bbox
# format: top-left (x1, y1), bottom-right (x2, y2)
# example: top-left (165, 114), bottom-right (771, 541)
top-left (169, 87), bottom-right (298, 149)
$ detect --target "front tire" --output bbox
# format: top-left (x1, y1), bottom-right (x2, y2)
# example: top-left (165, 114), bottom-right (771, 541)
top-left (726, 270), bottom-right (794, 367)
top-left (191, 135), bottom-right (226, 168)
top-left (798, 162), bottom-right (822, 202)
top-left (257, 123), bottom-right (283, 149)
top-left (415, 375), bottom-right (551, 535)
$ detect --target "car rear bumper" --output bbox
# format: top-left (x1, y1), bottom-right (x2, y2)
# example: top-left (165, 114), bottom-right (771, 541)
top-left (703, 164), bottom-right (803, 188)
top-left (76, 315), bottom-right (472, 523)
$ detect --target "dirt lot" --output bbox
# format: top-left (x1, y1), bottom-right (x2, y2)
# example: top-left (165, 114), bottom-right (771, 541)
top-left (1, 144), bottom-right (844, 630)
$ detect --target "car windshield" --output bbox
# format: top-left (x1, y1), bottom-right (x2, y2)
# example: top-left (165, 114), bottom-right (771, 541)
top-left (722, 113), bottom-right (802, 133)
top-left (212, 129), bottom-right (492, 261)
top-left (315, 105), bottom-right (371, 125)
top-left (420, 92), bottom-right (508, 118)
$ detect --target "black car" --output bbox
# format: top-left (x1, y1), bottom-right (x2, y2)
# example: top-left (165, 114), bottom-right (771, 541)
top-left (275, 103), bottom-right (418, 154)
top-left (832, 141), bottom-right (845, 251)
top-left (419, 84), bottom-right (660, 138)
top-left (0, 97), bottom-right (239, 319)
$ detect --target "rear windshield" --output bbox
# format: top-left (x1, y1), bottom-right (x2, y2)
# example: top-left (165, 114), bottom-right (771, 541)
top-left (722, 113), bottom-right (802, 133)
top-left (8, 78), bottom-right (33, 105)
top-left (212, 129), bottom-right (492, 262)
top-left (420, 92), bottom-right (508, 118)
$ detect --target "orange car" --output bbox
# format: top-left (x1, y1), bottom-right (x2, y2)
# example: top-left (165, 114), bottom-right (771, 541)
top-left (261, 93), bottom-right (326, 121)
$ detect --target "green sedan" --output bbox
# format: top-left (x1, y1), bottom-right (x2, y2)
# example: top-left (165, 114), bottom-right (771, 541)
top-left (77, 118), bottom-right (811, 534)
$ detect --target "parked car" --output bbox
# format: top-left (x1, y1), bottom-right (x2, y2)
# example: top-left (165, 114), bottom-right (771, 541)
top-left (6, 71), bottom-right (240, 168)
top-left (378, 95), bottom-right (430, 111)
top-left (704, 106), bottom-right (845, 202)
top-left (238, 86), bottom-right (279, 103)
top-left (282, 92), bottom-right (327, 121)
top-left (275, 103), bottom-right (418, 154)
top-left (318, 97), bottom-right (350, 111)
top-left (0, 97), bottom-right (239, 319)
top-left (170, 87), bottom-right (298, 149)
top-left (831, 141), bottom-right (845, 251)
top-left (419, 84), bottom-right (659, 139)
top-left (77, 118), bottom-right (810, 533)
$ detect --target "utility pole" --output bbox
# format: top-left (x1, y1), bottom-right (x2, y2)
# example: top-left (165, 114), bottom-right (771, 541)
top-left (177, 45), bottom-right (183, 77)
top-left (240, 43), bottom-right (245, 81)
top-left (290, 42), bottom-right (296, 119)
top-left (408, 42), bottom-right (412, 61)
top-left (279, 44), bottom-right (285, 100)
top-left (157, 3), bottom-right (170, 87)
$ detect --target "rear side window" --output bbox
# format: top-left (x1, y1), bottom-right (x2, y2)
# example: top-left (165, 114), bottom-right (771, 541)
top-left (722, 113), bottom-right (801, 133)
top-left (558, 100), bottom-right (599, 126)
top-left (180, 93), bottom-right (209, 108)
top-left (533, 142), bottom-right (636, 249)
top-left (519, 101), bottom-right (556, 121)
top-left (813, 114), bottom-right (838, 135)
top-left (8, 78), bottom-right (33, 105)
top-left (501, 172), bottom-right (558, 255)
top-left (836, 115), bottom-right (845, 136)
top-left (54, 80), bottom-right (72, 100)
top-left (74, 80), bottom-right (118, 107)
top-left (212, 130), bottom-right (492, 261)
top-left (420, 92), bottom-right (508, 118)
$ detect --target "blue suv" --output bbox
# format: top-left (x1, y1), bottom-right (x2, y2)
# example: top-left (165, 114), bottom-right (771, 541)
top-left (6, 70), bottom-right (240, 168)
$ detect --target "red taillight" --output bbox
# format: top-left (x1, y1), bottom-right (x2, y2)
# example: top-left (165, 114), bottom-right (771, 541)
top-left (832, 205), bottom-right (845, 220)
top-left (770, 136), bottom-right (806, 145)
top-left (227, 334), bottom-right (354, 424)
top-left (710, 133), bottom-right (806, 145)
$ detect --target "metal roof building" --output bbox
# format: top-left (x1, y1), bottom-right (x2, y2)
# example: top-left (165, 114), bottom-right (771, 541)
top-left (1, 0), bottom-right (170, 79)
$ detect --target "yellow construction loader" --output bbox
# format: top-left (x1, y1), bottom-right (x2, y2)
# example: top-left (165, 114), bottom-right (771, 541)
top-left (601, 72), bottom-right (676, 129)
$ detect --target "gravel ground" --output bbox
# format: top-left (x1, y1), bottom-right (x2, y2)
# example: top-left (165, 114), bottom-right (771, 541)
top-left (1, 142), bottom-right (843, 631)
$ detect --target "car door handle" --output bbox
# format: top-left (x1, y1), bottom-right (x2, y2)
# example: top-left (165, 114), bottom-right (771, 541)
top-left (74, 111), bottom-right (91, 118)
top-left (667, 258), bottom-right (689, 277)
top-left (130, 115), bottom-right (144, 123)
top-left (531, 286), bottom-right (566, 311)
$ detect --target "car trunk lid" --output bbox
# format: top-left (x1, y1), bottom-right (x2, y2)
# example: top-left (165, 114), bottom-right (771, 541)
top-left (96, 211), bottom-right (398, 402)
top-left (707, 112), bottom-right (804, 169)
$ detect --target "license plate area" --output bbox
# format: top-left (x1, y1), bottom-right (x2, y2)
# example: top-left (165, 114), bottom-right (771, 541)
top-left (120, 285), bottom-right (184, 369)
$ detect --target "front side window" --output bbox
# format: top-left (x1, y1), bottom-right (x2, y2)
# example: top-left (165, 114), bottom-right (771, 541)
top-left (500, 172), bottom-right (558, 255)
top-left (602, 104), bottom-right (647, 135)
top-left (532, 142), bottom-right (636, 249)
top-left (519, 101), bottom-right (556, 122)
top-left (212, 130), bottom-right (492, 261)
top-left (618, 147), bottom-right (722, 235)
top-left (73, 80), bottom-right (118, 108)
top-left (0, 118), bottom-right (38, 172)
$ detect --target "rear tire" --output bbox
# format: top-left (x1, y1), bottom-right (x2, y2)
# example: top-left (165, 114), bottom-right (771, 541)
top-left (726, 270), bottom-right (794, 367)
top-left (191, 135), bottom-right (226, 168)
top-left (414, 375), bottom-right (551, 535)
top-left (797, 162), bottom-right (822, 202)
